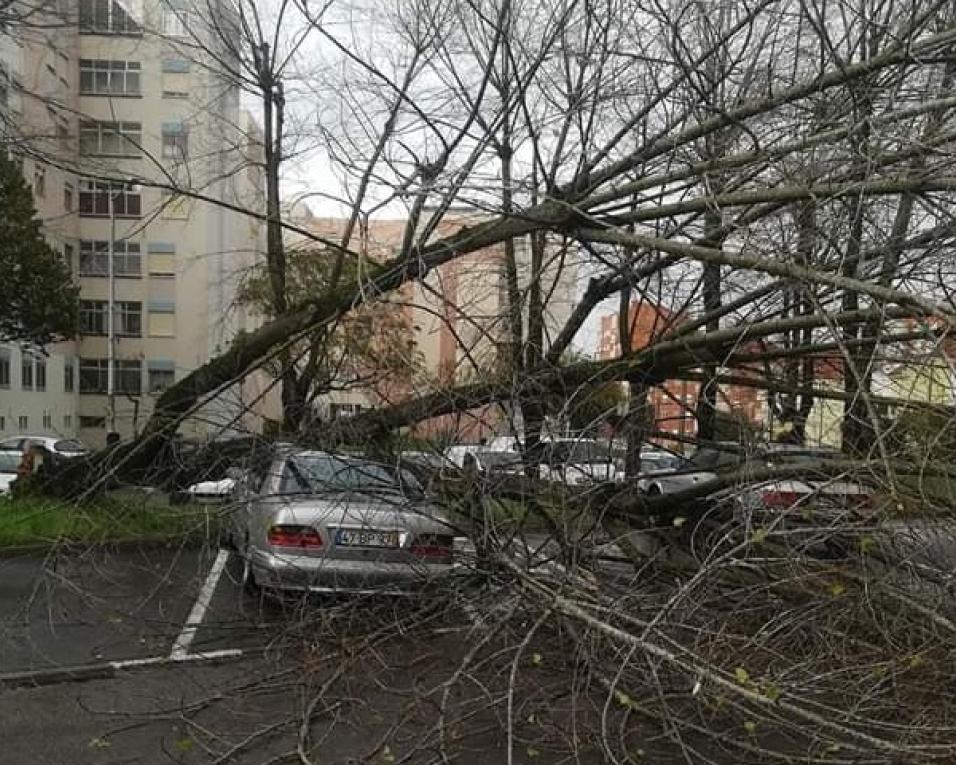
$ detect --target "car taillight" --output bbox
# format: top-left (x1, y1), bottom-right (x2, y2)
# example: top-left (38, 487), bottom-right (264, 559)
top-left (267, 524), bottom-right (323, 548)
top-left (760, 490), bottom-right (805, 509)
top-left (410, 534), bottom-right (454, 563)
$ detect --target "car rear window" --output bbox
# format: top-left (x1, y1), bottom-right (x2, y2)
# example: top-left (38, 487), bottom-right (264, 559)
top-left (54, 439), bottom-right (86, 452)
top-left (770, 450), bottom-right (839, 464)
top-left (282, 455), bottom-right (421, 495)
top-left (0, 452), bottom-right (20, 472)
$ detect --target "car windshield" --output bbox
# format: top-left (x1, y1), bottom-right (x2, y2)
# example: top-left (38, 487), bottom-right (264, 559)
top-left (0, 452), bottom-right (20, 473)
top-left (54, 439), bottom-right (87, 452)
top-left (281, 455), bottom-right (421, 495)
top-left (641, 454), bottom-right (682, 472)
top-left (768, 449), bottom-right (839, 464)
top-left (479, 451), bottom-right (522, 467)
top-left (685, 447), bottom-right (745, 470)
top-left (402, 452), bottom-right (447, 469)
top-left (553, 442), bottom-right (612, 463)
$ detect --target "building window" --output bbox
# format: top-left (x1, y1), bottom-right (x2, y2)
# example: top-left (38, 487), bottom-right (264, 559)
top-left (63, 243), bottom-right (74, 271)
top-left (116, 360), bottom-right (141, 394)
top-left (79, 59), bottom-right (141, 95)
top-left (79, 0), bottom-right (142, 35)
top-left (65, 358), bottom-right (75, 392)
top-left (147, 301), bottom-right (175, 337)
top-left (42, 412), bottom-right (52, 429)
top-left (162, 1), bottom-right (191, 37)
top-left (79, 121), bottom-right (141, 157)
top-left (147, 360), bottom-right (175, 392)
top-left (64, 414), bottom-right (73, 429)
top-left (36, 357), bottom-right (46, 391)
top-left (33, 165), bottom-right (45, 197)
top-left (330, 403), bottom-right (364, 419)
top-left (79, 240), bottom-right (142, 276)
top-left (117, 301), bottom-right (142, 337)
top-left (79, 358), bottom-right (141, 394)
top-left (79, 302), bottom-right (141, 336)
top-left (160, 190), bottom-right (190, 219)
top-left (21, 356), bottom-right (33, 390)
top-left (0, 416), bottom-right (5, 431)
top-left (63, 181), bottom-right (74, 211)
top-left (79, 358), bottom-right (108, 393)
top-left (18, 416), bottom-right (28, 430)
top-left (79, 415), bottom-right (105, 429)
top-left (0, 351), bottom-right (9, 388)
top-left (78, 181), bottom-right (141, 217)
top-left (147, 241), bottom-right (176, 275)
top-left (80, 300), bottom-right (108, 335)
top-left (161, 122), bottom-right (188, 160)
top-left (161, 59), bottom-right (190, 98)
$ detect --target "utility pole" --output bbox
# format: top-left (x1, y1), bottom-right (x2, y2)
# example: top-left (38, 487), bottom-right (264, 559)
top-left (107, 184), bottom-right (117, 439)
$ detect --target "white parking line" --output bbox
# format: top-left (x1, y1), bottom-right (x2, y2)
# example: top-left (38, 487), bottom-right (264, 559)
top-left (170, 548), bottom-right (230, 660)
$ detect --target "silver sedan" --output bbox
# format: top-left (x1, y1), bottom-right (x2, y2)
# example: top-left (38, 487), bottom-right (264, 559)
top-left (229, 450), bottom-right (458, 595)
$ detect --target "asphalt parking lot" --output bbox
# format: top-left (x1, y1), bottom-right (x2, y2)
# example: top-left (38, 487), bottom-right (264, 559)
top-left (0, 543), bottom-right (312, 763)
top-left (0, 544), bottom-right (259, 676)
top-left (0, 535), bottom-right (633, 764)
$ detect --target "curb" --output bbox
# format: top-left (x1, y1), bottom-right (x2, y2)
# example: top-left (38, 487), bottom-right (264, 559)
top-left (0, 649), bottom-right (244, 689)
top-left (0, 534), bottom-right (213, 558)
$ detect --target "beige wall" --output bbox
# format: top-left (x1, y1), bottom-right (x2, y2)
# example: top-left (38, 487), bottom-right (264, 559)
top-left (5, 1), bottom-right (265, 447)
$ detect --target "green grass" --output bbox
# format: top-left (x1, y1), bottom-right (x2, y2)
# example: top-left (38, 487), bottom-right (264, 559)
top-left (0, 496), bottom-right (220, 548)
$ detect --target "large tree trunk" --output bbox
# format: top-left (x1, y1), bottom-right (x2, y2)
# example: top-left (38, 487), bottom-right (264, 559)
top-left (695, 205), bottom-right (723, 441)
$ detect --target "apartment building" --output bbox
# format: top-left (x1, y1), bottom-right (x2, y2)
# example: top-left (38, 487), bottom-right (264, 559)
top-left (1, 0), bottom-right (264, 447)
top-left (597, 302), bottom-right (767, 442)
top-left (281, 210), bottom-right (579, 440)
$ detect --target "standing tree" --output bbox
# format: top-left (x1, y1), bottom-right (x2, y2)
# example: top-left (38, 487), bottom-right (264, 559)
top-left (0, 151), bottom-right (77, 345)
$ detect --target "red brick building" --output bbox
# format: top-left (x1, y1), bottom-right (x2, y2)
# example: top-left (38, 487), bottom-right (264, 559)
top-left (597, 302), bottom-right (766, 443)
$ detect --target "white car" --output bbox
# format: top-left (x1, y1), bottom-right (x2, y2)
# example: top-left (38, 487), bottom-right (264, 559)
top-left (0, 451), bottom-right (19, 495)
top-left (538, 439), bottom-right (619, 485)
top-left (185, 476), bottom-right (237, 504)
top-left (640, 443), bottom-right (871, 516)
top-left (0, 435), bottom-right (89, 458)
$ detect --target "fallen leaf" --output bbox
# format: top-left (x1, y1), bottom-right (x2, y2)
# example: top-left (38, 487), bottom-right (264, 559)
top-left (734, 667), bottom-right (750, 685)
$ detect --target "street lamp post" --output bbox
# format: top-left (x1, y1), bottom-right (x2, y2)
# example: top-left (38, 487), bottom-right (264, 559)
top-left (106, 182), bottom-right (138, 442)
top-left (107, 184), bottom-right (117, 438)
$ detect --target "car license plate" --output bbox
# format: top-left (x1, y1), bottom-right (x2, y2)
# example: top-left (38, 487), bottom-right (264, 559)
top-left (334, 528), bottom-right (399, 548)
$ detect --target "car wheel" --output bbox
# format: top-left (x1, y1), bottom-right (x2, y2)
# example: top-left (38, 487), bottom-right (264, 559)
top-left (242, 556), bottom-right (264, 595)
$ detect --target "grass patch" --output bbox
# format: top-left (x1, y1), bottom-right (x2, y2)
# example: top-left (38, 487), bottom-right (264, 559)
top-left (0, 496), bottom-right (219, 548)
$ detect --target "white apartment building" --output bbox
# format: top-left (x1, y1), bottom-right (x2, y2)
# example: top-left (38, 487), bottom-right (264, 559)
top-left (1, 0), bottom-right (264, 447)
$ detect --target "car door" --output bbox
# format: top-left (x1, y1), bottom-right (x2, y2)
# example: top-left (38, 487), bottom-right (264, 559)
top-left (0, 438), bottom-right (23, 453)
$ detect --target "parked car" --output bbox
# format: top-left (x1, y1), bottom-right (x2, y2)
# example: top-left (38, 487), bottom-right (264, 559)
top-left (0, 435), bottom-right (88, 458)
top-left (0, 451), bottom-right (19, 495)
top-left (463, 449), bottom-right (525, 476)
top-left (444, 444), bottom-right (486, 469)
top-left (538, 439), bottom-right (618, 485)
top-left (639, 442), bottom-right (871, 517)
top-left (609, 446), bottom-right (684, 479)
top-left (229, 450), bottom-right (457, 594)
top-left (184, 475), bottom-right (239, 504)
top-left (398, 450), bottom-right (454, 487)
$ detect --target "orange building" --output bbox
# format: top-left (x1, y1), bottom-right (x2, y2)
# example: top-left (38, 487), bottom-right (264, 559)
top-left (597, 302), bottom-right (766, 442)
